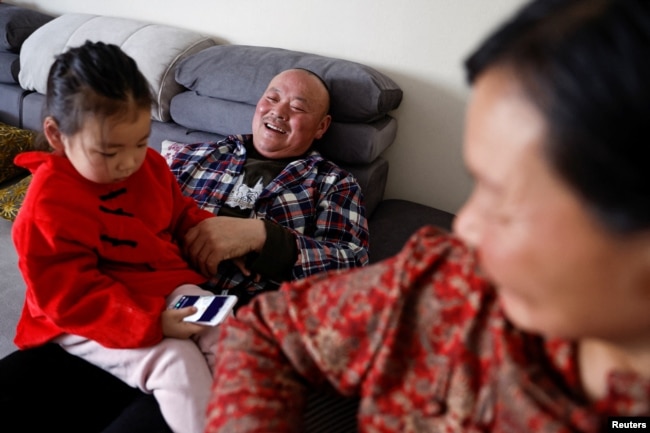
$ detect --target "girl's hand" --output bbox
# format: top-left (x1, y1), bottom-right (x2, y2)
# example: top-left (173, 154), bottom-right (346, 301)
top-left (161, 306), bottom-right (204, 339)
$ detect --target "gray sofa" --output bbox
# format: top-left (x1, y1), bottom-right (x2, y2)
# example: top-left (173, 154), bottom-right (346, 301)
top-left (0, 3), bottom-right (455, 431)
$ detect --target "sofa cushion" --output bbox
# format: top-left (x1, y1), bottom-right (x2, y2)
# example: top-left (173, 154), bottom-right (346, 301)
top-left (175, 45), bottom-right (403, 123)
top-left (0, 4), bottom-right (54, 53)
top-left (0, 51), bottom-right (19, 83)
top-left (170, 93), bottom-right (253, 136)
top-left (0, 83), bottom-right (26, 127)
top-left (0, 174), bottom-right (30, 221)
top-left (317, 116), bottom-right (398, 165)
top-left (169, 92), bottom-right (398, 165)
top-left (18, 13), bottom-right (216, 122)
top-left (0, 122), bottom-right (36, 183)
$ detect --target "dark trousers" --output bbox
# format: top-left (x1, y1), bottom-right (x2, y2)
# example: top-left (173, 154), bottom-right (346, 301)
top-left (0, 344), bottom-right (171, 433)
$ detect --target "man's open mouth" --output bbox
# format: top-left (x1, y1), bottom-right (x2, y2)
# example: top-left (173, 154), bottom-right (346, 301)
top-left (265, 123), bottom-right (286, 134)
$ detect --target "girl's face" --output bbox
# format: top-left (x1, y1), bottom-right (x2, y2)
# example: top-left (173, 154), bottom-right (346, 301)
top-left (454, 66), bottom-right (650, 344)
top-left (47, 108), bottom-right (151, 184)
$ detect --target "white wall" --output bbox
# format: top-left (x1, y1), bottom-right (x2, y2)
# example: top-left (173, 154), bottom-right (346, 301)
top-left (8, 0), bottom-right (526, 214)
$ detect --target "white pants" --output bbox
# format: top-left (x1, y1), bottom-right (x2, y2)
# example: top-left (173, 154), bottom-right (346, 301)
top-left (56, 284), bottom-right (221, 433)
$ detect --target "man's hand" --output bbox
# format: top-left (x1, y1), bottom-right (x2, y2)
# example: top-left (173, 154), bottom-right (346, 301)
top-left (161, 306), bottom-right (204, 339)
top-left (184, 216), bottom-right (267, 278)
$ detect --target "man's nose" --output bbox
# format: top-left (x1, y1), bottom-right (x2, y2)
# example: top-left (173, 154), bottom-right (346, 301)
top-left (272, 102), bottom-right (289, 120)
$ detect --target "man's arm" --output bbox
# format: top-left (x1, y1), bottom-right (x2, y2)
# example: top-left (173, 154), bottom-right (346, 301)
top-left (234, 172), bottom-right (369, 282)
top-left (287, 172), bottom-right (369, 279)
top-left (184, 170), bottom-right (369, 281)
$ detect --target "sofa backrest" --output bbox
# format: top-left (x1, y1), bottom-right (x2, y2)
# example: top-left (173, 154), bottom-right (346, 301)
top-left (3, 8), bottom-right (403, 216)
top-left (171, 45), bottom-right (402, 166)
top-left (18, 13), bottom-right (216, 122)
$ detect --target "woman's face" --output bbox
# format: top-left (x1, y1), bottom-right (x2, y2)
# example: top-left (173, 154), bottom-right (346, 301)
top-left (454, 66), bottom-right (650, 343)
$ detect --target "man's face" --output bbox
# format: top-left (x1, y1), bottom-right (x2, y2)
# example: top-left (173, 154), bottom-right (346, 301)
top-left (252, 69), bottom-right (331, 159)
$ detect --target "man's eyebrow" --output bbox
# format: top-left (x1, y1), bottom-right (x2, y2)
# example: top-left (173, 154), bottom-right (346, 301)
top-left (267, 87), bottom-right (310, 104)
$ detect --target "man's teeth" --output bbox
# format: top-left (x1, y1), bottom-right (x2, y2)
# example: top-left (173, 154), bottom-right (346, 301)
top-left (266, 123), bottom-right (286, 133)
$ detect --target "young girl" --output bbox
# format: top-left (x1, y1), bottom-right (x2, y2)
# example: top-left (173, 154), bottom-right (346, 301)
top-left (12, 41), bottom-right (220, 433)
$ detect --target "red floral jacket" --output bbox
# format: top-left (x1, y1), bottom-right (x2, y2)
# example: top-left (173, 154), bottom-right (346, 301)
top-left (206, 226), bottom-right (650, 432)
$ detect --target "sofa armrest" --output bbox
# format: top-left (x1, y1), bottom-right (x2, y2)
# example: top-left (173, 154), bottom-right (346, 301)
top-left (368, 199), bottom-right (456, 263)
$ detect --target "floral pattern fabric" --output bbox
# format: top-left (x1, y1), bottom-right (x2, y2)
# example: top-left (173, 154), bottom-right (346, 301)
top-left (206, 226), bottom-right (650, 433)
top-left (0, 174), bottom-right (29, 221)
top-left (0, 122), bottom-right (36, 184)
top-left (0, 122), bottom-right (37, 221)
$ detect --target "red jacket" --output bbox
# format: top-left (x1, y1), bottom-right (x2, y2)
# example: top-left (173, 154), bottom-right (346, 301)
top-left (12, 148), bottom-right (213, 349)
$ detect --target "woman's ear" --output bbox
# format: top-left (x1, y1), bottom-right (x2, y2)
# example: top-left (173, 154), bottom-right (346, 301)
top-left (43, 116), bottom-right (65, 153)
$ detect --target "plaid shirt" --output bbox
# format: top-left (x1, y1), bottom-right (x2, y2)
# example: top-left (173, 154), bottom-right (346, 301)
top-left (170, 134), bottom-right (369, 293)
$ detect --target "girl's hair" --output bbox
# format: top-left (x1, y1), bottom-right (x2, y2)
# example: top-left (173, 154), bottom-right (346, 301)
top-left (44, 40), bottom-right (152, 137)
top-left (465, 0), bottom-right (650, 233)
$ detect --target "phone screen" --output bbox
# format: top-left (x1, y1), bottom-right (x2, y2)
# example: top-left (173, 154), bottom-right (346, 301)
top-left (171, 295), bottom-right (236, 325)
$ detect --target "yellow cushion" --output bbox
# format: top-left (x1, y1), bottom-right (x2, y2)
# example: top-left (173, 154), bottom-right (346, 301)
top-left (0, 174), bottom-right (31, 221)
top-left (0, 122), bottom-right (37, 183)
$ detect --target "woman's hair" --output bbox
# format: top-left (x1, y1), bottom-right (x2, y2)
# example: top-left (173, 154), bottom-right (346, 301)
top-left (44, 40), bottom-right (152, 136)
top-left (465, 0), bottom-right (650, 233)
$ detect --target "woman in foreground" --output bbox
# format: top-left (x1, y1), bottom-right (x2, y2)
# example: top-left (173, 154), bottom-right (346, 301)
top-left (206, 0), bottom-right (650, 431)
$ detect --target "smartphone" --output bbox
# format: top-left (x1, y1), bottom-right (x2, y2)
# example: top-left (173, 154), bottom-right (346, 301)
top-left (168, 294), bottom-right (237, 326)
